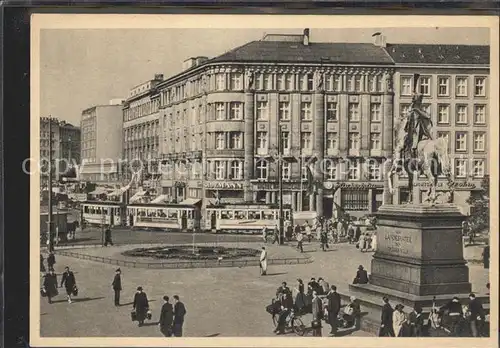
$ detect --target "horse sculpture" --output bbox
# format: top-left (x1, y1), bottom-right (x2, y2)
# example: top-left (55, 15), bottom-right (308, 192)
top-left (387, 113), bottom-right (454, 205)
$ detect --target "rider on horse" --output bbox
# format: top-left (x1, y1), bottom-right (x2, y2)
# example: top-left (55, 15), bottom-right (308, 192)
top-left (394, 76), bottom-right (434, 163)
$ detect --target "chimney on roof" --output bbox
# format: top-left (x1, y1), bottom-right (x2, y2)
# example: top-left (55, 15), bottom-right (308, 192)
top-left (371, 32), bottom-right (386, 48)
top-left (154, 74), bottom-right (164, 81)
top-left (303, 28), bottom-right (310, 46)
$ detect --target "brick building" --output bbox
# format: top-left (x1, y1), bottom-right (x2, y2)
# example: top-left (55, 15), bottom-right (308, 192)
top-left (386, 39), bottom-right (489, 214)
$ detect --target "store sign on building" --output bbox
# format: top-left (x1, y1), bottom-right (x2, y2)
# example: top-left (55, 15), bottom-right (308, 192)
top-left (413, 181), bottom-right (478, 190)
top-left (205, 182), bottom-right (244, 190)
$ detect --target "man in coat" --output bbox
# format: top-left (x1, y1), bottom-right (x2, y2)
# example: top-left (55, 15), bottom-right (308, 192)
top-left (112, 268), bottom-right (122, 306)
top-left (259, 247), bottom-right (268, 276)
top-left (468, 293), bottom-right (485, 337)
top-left (275, 292), bottom-right (293, 335)
top-left (42, 269), bottom-right (58, 304)
top-left (133, 286), bottom-right (149, 327)
top-left (440, 296), bottom-right (463, 336)
top-left (408, 305), bottom-right (424, 337)
top-left (104, 226), bottom-right (113, 246)
top-left (60, 266), bottom-right (77, 304)
top-left (159, 295), bottom-right (174, 337)
top-left (173, 295), bottom-right (187, 337)
top-left (326, 285), bottom-right (341, 336)
top-left (318, 278), bottom-right (330, 295)
top-left (311, 291), bottom-right (323, 336)
top-left (47, 252), bottom-right (56, 271)
top-left (275, 282), bottom-right (291, 300)
top-left (379, 296), bottom-right (395, 337)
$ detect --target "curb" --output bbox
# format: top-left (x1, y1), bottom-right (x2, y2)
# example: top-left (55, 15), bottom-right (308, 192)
top-left (54, 244), bottom-right (314, 269)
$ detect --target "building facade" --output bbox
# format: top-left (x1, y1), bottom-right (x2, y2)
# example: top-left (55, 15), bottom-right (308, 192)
top-left (58, 121), bottom-right (81, 175)
top-left (40, 117), bottom-right (61, 188)
top-left (157, 30), bottom-right (397, 221)
top-left (387, 42), bottom-right (489, 214)
top-left (80, 101), bottom-right (124, 182)
top-left (122, 75), bottom-right (163, 190)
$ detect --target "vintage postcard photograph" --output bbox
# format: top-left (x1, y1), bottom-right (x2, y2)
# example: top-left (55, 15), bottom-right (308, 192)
top-left (30, 14), bottom-right (498, 347)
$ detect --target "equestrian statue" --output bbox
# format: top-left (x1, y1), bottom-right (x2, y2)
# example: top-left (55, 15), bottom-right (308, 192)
top-left (387, 74), bottom-right (454, 205)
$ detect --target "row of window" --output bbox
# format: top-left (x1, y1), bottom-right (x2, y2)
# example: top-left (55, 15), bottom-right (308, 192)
top-left (124, 120), bottom-right (160, 141)
top-left (209, 132), bottom-right (244, 150)
top-left (455, 159), bottom-right (486, 178)
top-left (254, 131), bottom-right (382, 152)
top-left (124, 99), bottom-right (161, 122)
top-left (81, 140), bottom-right (96, 150)
top-left (160, 72), bottom-right (387, 106)
top-left (400, 103), bottom-right (487, 125)
top-left (400, 75), bottom-right (487, 98)
top-left (437, 131), bottom-right (486, 152)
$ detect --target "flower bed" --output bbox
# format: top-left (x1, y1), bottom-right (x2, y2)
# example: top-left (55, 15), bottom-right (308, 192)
top-left (122, 245), bottom-right (260, 260)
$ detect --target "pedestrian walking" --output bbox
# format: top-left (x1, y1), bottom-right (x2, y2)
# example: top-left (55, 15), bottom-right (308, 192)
top-left (305, 223), bottom-right (312, 242)
top-left (482, 244), bottom-right (489, 269)
top-left (379, 296), bottom-right (395, 337)
top-left (47, 251), bottom-right (56, 271)
top-left (296, 231), bottom-right (304, 253)
top-left (441, 296), bottom-right (463, 336)
top-left (159, 295), bottom-right (174, 337)
top-left (259, 247), bottom-right (268, 275)
top-left (173, 295), bottom-right (187, 337)
top-left (60, 266), bottom-right (77, 304)
top-left (262, 227), bottom-right (267, 243)
top-left (272, 225), bottom-right (279, 244)
top-left (326, 285), bottom-right (341, 336)
top-left (468, 293), bottom-right (485, 337)
top-left (132, 286), bottom-right (149, 327)
top-left (42, 269), bottom-right (58, 304)
top-left (104, 226), bottom-right (113, 246)
top-left (393, 304), bottom-right (407, 337)
top-left (40, 254), bottom-right (46, 273)
top-left (408, 305), bottom-right (424, 337)
top-left (347, 223), bottom-right (355, 244)
top-left (320, 231), bottom-right (329, 251)
top-left (311, 291), bottom-right (323, 336)
top-left (112, 268), bottom-right (122, 306)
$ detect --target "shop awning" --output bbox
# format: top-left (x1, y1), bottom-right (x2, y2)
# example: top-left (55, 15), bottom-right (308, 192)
top-left (179, 198), bottom-right (202, 205)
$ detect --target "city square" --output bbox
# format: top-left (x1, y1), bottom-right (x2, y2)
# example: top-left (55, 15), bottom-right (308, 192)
top-left (36, 21), bottom-right (492, 342)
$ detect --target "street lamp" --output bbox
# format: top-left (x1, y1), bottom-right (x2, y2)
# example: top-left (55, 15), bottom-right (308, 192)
top-left (47, 115), bottom-right (55, 253)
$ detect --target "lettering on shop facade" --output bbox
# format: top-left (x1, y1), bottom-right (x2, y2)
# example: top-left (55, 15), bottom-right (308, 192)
top-left (254, 182), bottom-right (383, 191)
top-left (412, 181), bottom-right (477, 190)
top-left (204, 182), bottom-right (244, 190)
top-left (384, 230), bottom-right (412, 256)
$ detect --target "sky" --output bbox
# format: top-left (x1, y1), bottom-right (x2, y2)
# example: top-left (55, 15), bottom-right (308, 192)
top-left (39, 27), bottom-right (490, 126)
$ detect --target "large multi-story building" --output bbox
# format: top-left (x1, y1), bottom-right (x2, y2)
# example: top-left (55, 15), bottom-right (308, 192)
top-left (386, 38), bottom-right (489, 214)
top-left (122, 74), bottom-right (163, 189)
top-left (80, 100), bottom-right (124, 182)
top-left (157, 29), bottom-right (398, 221)
top-left (58, 121), bottom-right (81, 175)
top-left (40, 117), bottom-right (61, 188)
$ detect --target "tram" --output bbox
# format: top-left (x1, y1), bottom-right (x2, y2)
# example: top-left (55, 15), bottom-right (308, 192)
top-left (81, 201), bottom-right (126, 227)
top-left (126, 202), bottom-right (201, 232)
top-left (205, 203), bottom-right (293, 234)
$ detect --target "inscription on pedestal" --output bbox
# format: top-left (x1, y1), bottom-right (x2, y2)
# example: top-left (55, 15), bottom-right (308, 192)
top-left (385, 231), bottom-right (412, 256)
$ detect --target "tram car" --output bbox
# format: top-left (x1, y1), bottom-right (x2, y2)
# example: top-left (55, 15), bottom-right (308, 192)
top-left (205, 203), bottom-right (293, 234)
top-left (126, 202), bottom-right (201, 232)
top-left (81, 201), bottom-right (126, 227)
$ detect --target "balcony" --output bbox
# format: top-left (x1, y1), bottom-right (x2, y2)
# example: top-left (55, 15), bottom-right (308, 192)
top-left (205, 149), bottom-right (244, 157)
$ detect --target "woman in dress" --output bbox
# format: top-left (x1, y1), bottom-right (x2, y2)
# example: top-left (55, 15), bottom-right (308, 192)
top-left (393, 304), bottom-right (408, 337)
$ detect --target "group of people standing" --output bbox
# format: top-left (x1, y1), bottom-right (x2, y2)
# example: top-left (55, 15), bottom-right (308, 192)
top-left (379, 293), bottom-right (487, 337)
top-left (272, 278), bottom-right (360, 337)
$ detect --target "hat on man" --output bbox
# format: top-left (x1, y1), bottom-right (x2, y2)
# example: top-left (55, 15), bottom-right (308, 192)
top-left (358, 265), bottom-right (364, 270)
top-left (137, 286), bottom-right (143, 291)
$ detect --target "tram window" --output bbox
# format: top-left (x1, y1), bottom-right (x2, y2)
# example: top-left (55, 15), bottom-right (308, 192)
top-left (84, 206), bottom-right (88, 213)
top-left (160, 209), bottom-right (167, 217)
top-left (221, 210), bottom-right (229, 219)
top-left (254, 211), bottom-right (262, 220)
top-left (235, 210), bottom-right (246, 219)
top-left (187, 210), bottom-right (193, 219)
top-left (216, 211), bottom-right (221, 219)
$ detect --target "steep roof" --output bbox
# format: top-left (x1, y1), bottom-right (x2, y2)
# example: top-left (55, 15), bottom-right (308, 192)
top-left (384, 44), bottom-right (489, 65)
top-left (207, 40), bottom-right (395, 65)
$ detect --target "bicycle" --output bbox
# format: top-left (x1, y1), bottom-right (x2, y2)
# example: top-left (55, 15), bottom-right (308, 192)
top-left (267, 299), bottom-right (306, 336)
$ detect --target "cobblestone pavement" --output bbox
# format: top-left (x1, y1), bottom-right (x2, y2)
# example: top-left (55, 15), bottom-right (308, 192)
top-left (40, 236), bottom-right (488, 338)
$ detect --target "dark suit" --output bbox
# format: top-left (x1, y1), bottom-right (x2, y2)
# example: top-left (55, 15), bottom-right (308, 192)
top-left (408, 311), bottom-right (424, 337)
top-left (379, 303), bottom-right (395, 337)
top-left (469, 298), bottom-right (485, 337)
top-left (159, 302), bottom-right (174, 337)
top-left (133, 292), bottom-right (149, 325)
top-left (326, 291), bottom-right (341, 335)
top-left (312, 296), bottom-right (323, 336)
top-left (112, 274), bottom-right (122, 306)
top-left (47, 254), bottom-right (56, 271)
top-left (61, 271), bottom-right (76, 295)
top-left (173, 301), bottom-right (187, 337)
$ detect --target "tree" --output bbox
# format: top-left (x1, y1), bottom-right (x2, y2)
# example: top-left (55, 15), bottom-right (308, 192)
top-left (466, 175), bottom-right (489, 234)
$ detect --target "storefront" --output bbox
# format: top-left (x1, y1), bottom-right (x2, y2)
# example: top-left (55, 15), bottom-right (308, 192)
top-left (324, 182), bottom-right (384, 218)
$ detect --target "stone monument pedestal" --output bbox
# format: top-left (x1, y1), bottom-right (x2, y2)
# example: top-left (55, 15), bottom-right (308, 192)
top-left (347, 204), bottom-right (477, 332)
